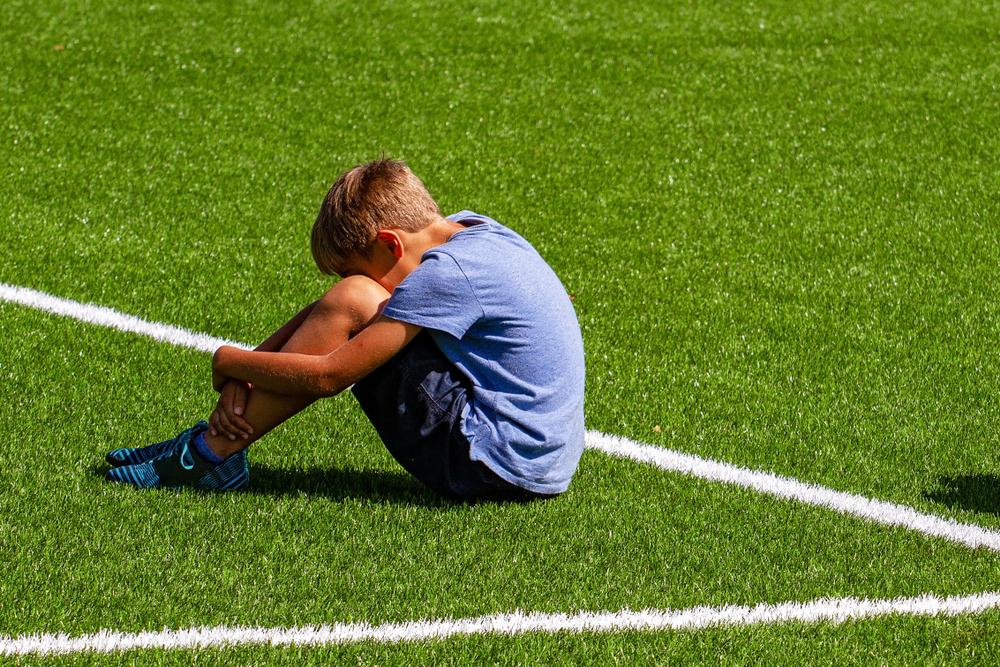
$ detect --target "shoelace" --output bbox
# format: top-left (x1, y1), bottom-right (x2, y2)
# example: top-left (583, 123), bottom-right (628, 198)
top-left (179, 441), bottom-right (196, 471)
top-left (171, 431), bottom-right (197, 471)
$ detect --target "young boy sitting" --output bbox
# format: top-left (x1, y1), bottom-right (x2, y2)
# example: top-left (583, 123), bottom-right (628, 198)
top-left (105, 158), bottom-right (586, 502)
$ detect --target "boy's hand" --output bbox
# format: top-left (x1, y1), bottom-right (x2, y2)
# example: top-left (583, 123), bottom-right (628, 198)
top-left (209, 380), bottom-right (253, 441)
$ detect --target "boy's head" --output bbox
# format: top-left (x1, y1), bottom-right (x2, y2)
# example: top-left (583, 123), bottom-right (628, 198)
top-left (312, 158), bottom-right (441, 276)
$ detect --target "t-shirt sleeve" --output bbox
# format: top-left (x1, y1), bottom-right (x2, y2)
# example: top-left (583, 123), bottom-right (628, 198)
top-left (381, 251), bottom-right (485, 339)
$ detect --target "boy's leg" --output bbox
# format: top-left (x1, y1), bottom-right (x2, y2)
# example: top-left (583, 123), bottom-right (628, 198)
top-left (202, 275), bottom-right (390, 459)
top-left (106, 276), bottom-right (389, 477)
top-left (352, 333), bottom-right (553, 503)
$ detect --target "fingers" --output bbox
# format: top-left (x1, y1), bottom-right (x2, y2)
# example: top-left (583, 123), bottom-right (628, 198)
top-left (225, 384), bottom-right (253, 439)
top-left (226, 410), bottom-right (254, 441)
top-left (230, 381), bottom-right (249, 417)
top-left (213, 405), bottom-right (252, 441)
top-left (208, 384), bottom-right (254, 441)
top-left (209, 405), bottom-right (231, 439)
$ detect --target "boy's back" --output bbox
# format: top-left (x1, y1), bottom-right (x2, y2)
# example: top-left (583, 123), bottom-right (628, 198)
top-left (382, 210), bottom-right (585, 495)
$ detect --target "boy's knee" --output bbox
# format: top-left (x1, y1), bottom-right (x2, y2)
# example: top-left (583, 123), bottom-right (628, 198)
top-left (316, 275), bottom-right (390, 329)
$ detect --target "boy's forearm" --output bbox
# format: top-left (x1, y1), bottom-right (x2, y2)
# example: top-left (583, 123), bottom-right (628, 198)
top-left (213, 346), bottom-right (345, 397)
top-left (214, 316), bottom-right (420, 400)
top-left (213, 303), bottom-right (317, 393)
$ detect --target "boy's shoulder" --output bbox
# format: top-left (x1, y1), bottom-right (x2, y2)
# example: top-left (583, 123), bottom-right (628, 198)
top-left (383, 208), bottom-right (577, 348)
top-left (444, 210), bottom-right (495, 227)
top-left (429, 211), bottom-right (531, 264)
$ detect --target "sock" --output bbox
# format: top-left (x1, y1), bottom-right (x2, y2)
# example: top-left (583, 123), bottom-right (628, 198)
top-left (193, 431), bottom-right (225, 464)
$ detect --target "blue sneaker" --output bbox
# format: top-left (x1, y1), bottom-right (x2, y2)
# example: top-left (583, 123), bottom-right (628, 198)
top-left (105, 426), bottom-right (249, 491)
top-left (106, 421), bottom-right (209, 467)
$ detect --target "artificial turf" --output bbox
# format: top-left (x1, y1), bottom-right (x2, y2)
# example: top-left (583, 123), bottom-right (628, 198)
top-left (2, 0), bottom-right (1000, 662)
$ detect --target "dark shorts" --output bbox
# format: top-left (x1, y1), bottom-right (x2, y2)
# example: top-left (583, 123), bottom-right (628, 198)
top-left (352, 332), bottom-right (553, 503)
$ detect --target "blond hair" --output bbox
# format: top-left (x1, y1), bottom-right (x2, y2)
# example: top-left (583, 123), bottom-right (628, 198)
top-left (311, 158), bottom-right (440, 275)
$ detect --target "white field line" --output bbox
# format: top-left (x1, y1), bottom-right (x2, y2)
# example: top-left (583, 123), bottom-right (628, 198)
top-left (4, 591), bottom-right (1000, 656)
top-left (3, 283), bottom-right (999, 652)
top-left (586, 432), bottom-right (1000, 552)
top-left (3, 282), bottom-right (1000, 553)
top-left (0, 283), bottom-right (251, 353)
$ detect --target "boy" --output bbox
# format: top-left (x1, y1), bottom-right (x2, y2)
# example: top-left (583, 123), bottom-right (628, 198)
top-left (105, 158), bottom-right (585, 501)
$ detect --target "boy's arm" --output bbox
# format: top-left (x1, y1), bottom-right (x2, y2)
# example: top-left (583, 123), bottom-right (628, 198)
top-left (208, 301), bottom-right (318, 440)
top-left (212, 315), bottom-right (421, 397)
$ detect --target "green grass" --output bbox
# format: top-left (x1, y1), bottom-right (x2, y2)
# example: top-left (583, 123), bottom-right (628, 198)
top-left (3, 0), bottom-right (1000, 663)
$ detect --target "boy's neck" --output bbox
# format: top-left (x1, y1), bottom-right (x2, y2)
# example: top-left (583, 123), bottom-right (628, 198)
top-left (419, 216), bottom-right (467, 250)
top-left (381, 216), bottom-right (467, 289)
top-left (398, 217), bottom-right (463, 262)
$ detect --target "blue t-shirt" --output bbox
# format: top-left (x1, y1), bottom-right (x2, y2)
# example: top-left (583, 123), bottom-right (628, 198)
top-left (381, 211), bottom-right (586, 494)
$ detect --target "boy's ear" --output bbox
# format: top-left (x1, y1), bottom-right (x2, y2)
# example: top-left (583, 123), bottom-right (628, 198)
top-left (376, 230), bottom-right (404, 259)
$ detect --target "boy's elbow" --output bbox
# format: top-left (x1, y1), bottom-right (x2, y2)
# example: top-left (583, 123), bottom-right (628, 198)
top-left (314, 379), bottom-right (340, 398)
top-left (314, 362), bottom-right (348, 398)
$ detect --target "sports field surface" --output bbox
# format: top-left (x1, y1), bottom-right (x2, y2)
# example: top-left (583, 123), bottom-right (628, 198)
top-left (3, 0), bottom-right (1000, 663)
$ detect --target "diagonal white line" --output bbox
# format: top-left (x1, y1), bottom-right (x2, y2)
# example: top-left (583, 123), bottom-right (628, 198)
top-left (3, 282), bottom-right (1000, 552)
top-left (0, 283), bottom-right (251, 353)
top-left (585, 432), bottom-right (1000, 552)
top-left (3, 590), bottom-right (999, 656)
top-left (587, 431), bottom-right (1000, 551)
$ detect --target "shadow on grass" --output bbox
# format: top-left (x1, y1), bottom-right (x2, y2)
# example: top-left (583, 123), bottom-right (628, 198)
top-left (247, 463), bottom-right (444, 506)
top-left (924, 474), bottom-right (1000, 516)
top-left (91, 462), bottom-right (444, 507)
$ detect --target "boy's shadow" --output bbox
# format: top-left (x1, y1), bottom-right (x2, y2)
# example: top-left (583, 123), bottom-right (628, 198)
top-left (924, 474), bottom-right (1000, 516)
top-left (247, 464), bottom-right (445, 506)
top-left (92, 462), bottom-right (444, 507)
